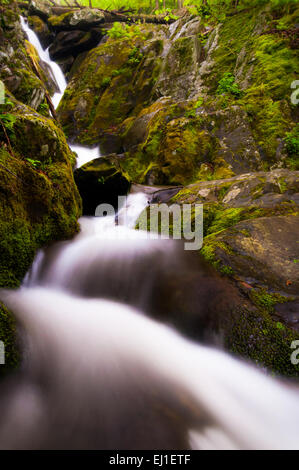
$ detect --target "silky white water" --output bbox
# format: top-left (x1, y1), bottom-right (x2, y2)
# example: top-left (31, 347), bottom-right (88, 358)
top-left (70, 144), bottom-right (101, 168)
top-left (2, 190), bottom-right (299, 450)
top-left (7, 15), bottom-right (299, 450)
top-left (20, 17), bottom-right (101, 168)
top-left (20, 16), bottom-right (67, 108)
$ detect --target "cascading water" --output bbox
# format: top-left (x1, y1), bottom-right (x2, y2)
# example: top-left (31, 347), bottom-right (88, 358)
top-left (4, 15), bottom-right (298, 451)
top-left (20, 16), bottom-right (67, 109)
top-left (20, 16), bottom-right (101, 167)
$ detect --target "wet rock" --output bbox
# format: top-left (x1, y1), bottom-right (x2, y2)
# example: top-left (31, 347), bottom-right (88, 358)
top-left (172, 169), bottom-right (299, 207)
top-left (49, 29), bottom-right (103, 61)
top-left (211, 215), bottom-right (299, 295)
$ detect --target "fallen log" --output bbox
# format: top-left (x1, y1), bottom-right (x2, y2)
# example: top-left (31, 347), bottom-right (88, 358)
top-left (18, 2), bottom-right (177, 25)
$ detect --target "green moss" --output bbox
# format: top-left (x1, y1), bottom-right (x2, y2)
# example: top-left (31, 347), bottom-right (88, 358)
top-left (28, 15), bottom-right (46, 34)
top-left (201, 234), bottom-right (234, 275)
top-left (207, 5), bottom-right (298, 165)
top-left (250, 288), bottom-right (293, 314)
top-left (48, 11), bottom-right (75, 27)
top-left (226, 302), bottom-right (299, 377)
top-left (0, 98), bottom-right (82, 376)
top-left (0, 303), bottom-right (20, 378)
top-left (203, 202), bottom-right (297, 238)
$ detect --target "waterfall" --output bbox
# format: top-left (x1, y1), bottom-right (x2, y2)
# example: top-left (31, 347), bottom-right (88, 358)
top-left (4, 15), bottom-right (298, 451)
top-left (20, 16), bottom-right (101, 167)
top-left (70, 144), bottom-right (101, 169)
top-left (20, 16), bottom-right (67, 109)
top-left (2, 190), bottom-right (299, 450)
top-left (2, 285), bottom-right (299, 450)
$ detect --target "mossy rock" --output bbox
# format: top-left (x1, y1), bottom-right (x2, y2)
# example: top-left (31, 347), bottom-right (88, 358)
top-left (0, 97), bottom-right (82, 374)
top-left (57, 25), bottom-right (164, 145)
top-left (0, 303), bottom-right (20, 378)
top-left (0, 12), bottom-right (57, 110)
top-left (28, 0), bottom-right (52, 21)
top-left (202, 215), bottom-right (299, 295)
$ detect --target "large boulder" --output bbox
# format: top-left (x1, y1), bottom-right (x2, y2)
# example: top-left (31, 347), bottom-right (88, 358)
top-left (49, 29), bottom-right (103, 61)
top-left (48, 9), bottom-right (105, 32)
top-left (209, 215), bottom-right (299, 295)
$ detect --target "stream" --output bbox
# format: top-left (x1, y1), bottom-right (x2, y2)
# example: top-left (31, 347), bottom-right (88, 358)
top-left (0, 16), bottom-right (298, 451)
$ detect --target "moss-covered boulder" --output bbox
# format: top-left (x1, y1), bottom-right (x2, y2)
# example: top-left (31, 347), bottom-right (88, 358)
top-left (0, 95), bottom-right (82, 374)
top-left (74, 156), bottom-right (130, 215)
top-left (57, 4), bottom-right (297, 188)
top-left (168, 169), bottom-right (299, 375)
top-left (0, 98), bottom-right (82, 289)
top-left (205, 215), bottom-right (299, 294)
top-left (57, 24), bottom-right (164, 146)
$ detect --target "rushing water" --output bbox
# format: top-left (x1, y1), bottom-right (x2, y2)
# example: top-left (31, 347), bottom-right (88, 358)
top-left (70, 144), bottom-right (101, 169)
top-left (2, 16), bottom-right (298, 450)
top-left (20, 16), bottom-right (67, 108)
top-left (20, 16), bottom-right (100, 168)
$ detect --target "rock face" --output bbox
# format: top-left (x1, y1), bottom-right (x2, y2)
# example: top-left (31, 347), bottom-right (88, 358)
top-left (56, 5), bottom-right (297, 187)
top-left (212, 215), bottom-right (299, 294)
top-left (0, 9), bottom-right (56, 112)
top-left (172, 169), bottom-right (299, 376)
top-left (0, 9), bottom-right (82, 376)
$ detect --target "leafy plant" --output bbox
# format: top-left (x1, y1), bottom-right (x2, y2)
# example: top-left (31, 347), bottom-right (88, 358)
top-left (37, 102), bottom-right (50, 116)
top-left (154, 8), bottom-right (178, 21)
top-left (107, 22), bottom-right (144, 41)
top-left (285, 126), bottom-right (299, 156)
top-left (26, 157), bottom-right (52, 172)
top-left (26, 158), bottom-right (41, 169)
top-left (101, 76), bottom-right (112, 89)
top-left (217, 72), bottom-right (242, 97)
top-left (0, 112), bottom-right (16, 134)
